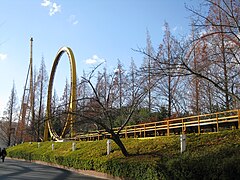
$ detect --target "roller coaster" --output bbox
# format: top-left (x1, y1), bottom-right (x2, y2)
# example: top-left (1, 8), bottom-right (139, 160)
top-left (43, 47), bottom-right (77, 141)
top-left (17, 38), bottom-right (240, 143)
top-left (17, 39), bottom-right (77, 142)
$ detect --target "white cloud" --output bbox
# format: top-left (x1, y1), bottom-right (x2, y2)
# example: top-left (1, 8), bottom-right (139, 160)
top-left (41, 0), bottom-right (61, 16)
top-left (49, 2), bottom-right (61, 16)
top-left (68, 15), bottom-right (79, 25)
top-left (85, 55), bottom-right (105, 65)
top-left (86, 58), bottom-right (97, 65)
top-left (93, 55), bottom-right (98, 59)
top-left (41, 0), bottom-right (51, 7)
top-left (0, 53), bottom-right (7, 61)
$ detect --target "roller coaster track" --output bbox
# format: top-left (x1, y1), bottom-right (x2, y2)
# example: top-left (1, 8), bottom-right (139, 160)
top-left (74, 109), bottom-right (240, 141)
top-left (43, 47), bottom-right (77, 141)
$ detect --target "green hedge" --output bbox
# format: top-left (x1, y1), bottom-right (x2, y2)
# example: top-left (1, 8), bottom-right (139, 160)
top-left (7, 130), bottom-right (240, 179)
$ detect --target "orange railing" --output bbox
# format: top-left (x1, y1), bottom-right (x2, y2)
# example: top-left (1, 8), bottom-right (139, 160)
top-left (75, 109), bottom-right (240, 141)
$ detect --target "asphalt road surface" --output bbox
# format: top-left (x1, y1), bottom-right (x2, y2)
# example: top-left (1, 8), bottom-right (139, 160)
top-left (0, 159), bottom-right (106, 180)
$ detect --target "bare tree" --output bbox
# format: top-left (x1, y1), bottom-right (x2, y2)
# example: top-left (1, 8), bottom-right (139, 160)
top-left (50, 89), bottom-right (62, 135)
top-left (128, 58), bottom-right (138, 105)
top-left (114, 60), bottom-right (127, 110)
top-left (58, 78), bottom-right (70, 130)
top-left (153, 22), bottom-right (183, 117)
top-left (29, 67), bottom-right (38, 141)
top-left (185, 0), bottom-right (240, 108)
top-left (72, 64), bottom-right (149, 156)
top-left (35, 57), bottom-right (48, 141)
top-left (77, 70), bottom-right (90, 108)
top-left (1, 82), bottom-right (18, 146)
top-left (136, 1), bottom-right (240, 114)
top-left (146, 30), bottom-right (155, 113)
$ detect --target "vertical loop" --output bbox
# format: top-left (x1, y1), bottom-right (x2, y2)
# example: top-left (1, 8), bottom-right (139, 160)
top-left (44, 47), bottom-right (77, 141)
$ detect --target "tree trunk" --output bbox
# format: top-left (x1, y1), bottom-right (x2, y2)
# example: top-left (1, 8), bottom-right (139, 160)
top-left (111, 133), bottom-right (129, 157)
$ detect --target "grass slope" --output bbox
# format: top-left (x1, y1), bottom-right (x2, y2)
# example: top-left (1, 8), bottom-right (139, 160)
top-left (7, 130), bottom-right (240, 179)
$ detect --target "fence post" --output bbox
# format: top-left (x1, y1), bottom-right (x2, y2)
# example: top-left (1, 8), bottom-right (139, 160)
top-left (144, 124), bottom-right (146, 138)
top-left (125, 127), bottom-right (127, 139)
top-left (52, 143), bottom-right (54, 151)
top-left (38, 142), bottom-right (40, 148)
top-left (198, 116), bottom-right (200, 134)
top-left (134, 127), bottom-right (136, 138)
top-left (183, 123), bottom-right (186, 134)
top-left (167, 120), bottom-right (170, 136)
top-left (238, 110), bottom-right (240, 129)
top-left (181, 119), bottom-right (184, 133)
top-left (216, 113), bottom-right (219, 132)
top-left (155, 122), bottom-right (157, 137)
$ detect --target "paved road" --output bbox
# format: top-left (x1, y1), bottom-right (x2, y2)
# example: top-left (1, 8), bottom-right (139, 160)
top-left (0, 159), bottom-right (105, 180)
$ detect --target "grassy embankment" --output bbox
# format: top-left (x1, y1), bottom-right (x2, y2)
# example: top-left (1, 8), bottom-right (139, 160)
top-left (7, 129), bottom-right (240, 179)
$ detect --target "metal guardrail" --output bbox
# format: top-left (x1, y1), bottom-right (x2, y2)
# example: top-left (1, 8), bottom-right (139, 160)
top-left (75, 109), bottom-right (240, 141)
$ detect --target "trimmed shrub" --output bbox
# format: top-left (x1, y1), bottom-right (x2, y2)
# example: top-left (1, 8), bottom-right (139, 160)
top-left (7, 130), bottom-right (240, 179)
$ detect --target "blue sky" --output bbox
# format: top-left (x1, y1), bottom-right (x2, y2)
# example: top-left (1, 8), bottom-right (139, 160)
top-left (0, 0), bottom-right (199, 115)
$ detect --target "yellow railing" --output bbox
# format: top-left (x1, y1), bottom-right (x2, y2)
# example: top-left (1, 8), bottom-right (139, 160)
top-left (75, 109), bottom-right (240, 141)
